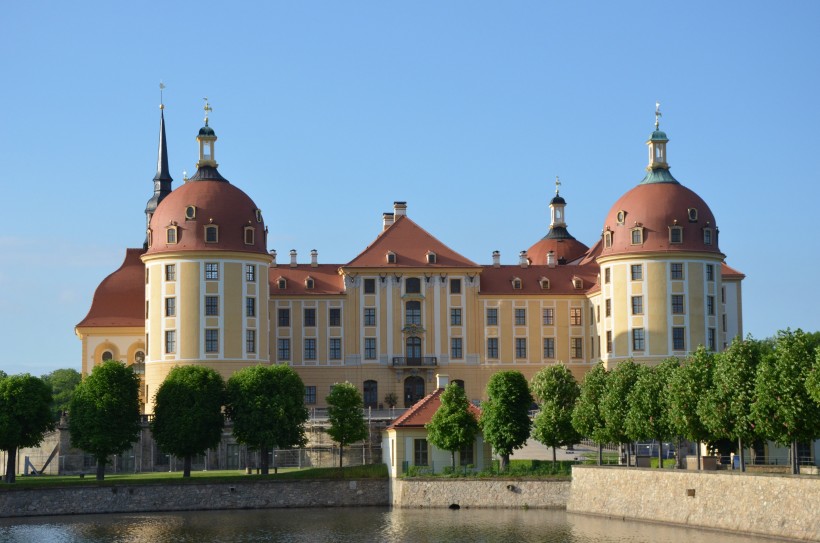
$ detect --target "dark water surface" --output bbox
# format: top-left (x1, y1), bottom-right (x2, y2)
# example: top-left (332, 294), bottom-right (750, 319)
top-left (0, 508), bottom-right (782, 543)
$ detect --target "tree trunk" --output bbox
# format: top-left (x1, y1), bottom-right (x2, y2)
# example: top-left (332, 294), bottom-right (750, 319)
top-left (792, 439), bottom-right (799, 475)
top-left (625, 443), bottom-right (632, 467)
top-left (697, 441), bottom-right (702, 471)
top-left (499, 453), bottom-right (509, 472)
top-left (339, 445), bottom-right (344, 468)
top-left (552, 446), bottom-right (557, 464)
top-left (260, 445), bottom-right (270, 475)
top-left (657, 439), bottom-right (662, 469)
top-left (452, 451), bottom-right (456, 470)
top-left (183, 454), bottom-right (192, 478)
top-left (597, 443), bottom-right (603, 466)
top-left (677, 439), bottom-right (684, 469)
top-left (4, 446), bottom-right (16, 483)
top-left (738, 437), bottom-right (746, 472)
top-left (96, 459), bottom-right (106, 481)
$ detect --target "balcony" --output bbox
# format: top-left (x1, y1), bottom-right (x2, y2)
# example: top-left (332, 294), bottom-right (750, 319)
top-left (392, 356), bottom-right (437, 367)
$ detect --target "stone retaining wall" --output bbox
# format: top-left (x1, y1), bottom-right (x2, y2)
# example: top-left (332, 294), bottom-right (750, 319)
top-left (0, 479), bottom-right (388, 518)
top-left (567, 466), bottom-right (820, 542)
top-left (391, 478), bottom-right (570, 509)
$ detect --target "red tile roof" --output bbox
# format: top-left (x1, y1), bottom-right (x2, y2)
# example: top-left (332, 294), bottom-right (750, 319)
top-left (76, 248), bottom-right (146, 328)
top-left (721, 262), bottom-right (746, 280)
top-left (269, 264), bottom-right (345, 296)
top-left (387, 387), bottom-right (481, 429)
top-left (480, 264), bottom-right (599, 295)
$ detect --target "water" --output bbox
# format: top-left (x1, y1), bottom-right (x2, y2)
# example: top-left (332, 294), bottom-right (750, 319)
top-left (0, 508), bottom-right (782, 543)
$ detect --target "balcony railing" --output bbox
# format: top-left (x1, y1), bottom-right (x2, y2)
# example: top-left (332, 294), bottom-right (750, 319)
top-left (392, 356), bottom-right (437, 367)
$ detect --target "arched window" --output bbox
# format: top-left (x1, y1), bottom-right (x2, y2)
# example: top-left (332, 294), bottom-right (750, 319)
top-left (453, 379), bottom-right (465, 391)
top-left (405, 277), bottom-right (421, 294)
top-left (363, 380), bottom-right (378, 409)
top-left (404, 375), bottom-right (425, 407)
top-left (102, 351), bottom-right (113, 362)
top-left (405, 301), bottom-right (421, 325)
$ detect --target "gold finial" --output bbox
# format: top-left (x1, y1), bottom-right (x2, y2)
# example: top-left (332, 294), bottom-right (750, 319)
top-left (159, 82), bottom-right (165, 110)
top-left (203, 97), bottom-right (212, 126)
top-left (555, 175), bottom-right (561, 195)
top-left (655, 101), bottom-right (662, 130)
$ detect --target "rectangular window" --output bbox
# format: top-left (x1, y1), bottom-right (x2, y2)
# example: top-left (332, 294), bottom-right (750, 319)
top-left (570, 308), bottom-right (582, 326)
top-left (414, 439), bottom-right (428, 466)
top-left (722, 314), bottom-right (727, 333)
top-left (451, 337), bottom-right (463, 359)
top-left (304, 386), bottom-right (317, 405)
top-left (246, 330), bottom-right (256, 353)
top-left (515, 338), bottom-right (527, 359)
top-left (671, 294), bottom-right (685, 314)
top-left (165, 264), bottom-right (176, 281)
top-left (450, 279), bottom-right (462, 294)
top-left (205, 296), bottom-right (219, 316)
top-left (363, 278), bottom-right (376, 294)
top-left (304, 338), bottom-right (316, 360)
top-left (670, 227), bottom-right (682, 243)
top-left (450, 308), bottom-right (462, 326)
top-left (672, 327), bottom-right (686, 350)
top-left (205, 262), bottom-right (219, 280)
top-left (165, 297), bottom-right (176, 317)
top-left (329, 338), bottom-right (342, 360)
top-left (632, 328), bottom-right (645, 351)
top-left (631, 264), bottom-right (643, 280)
top-left (606, 331), bottom-right (612, 353)
top-left (721, 287), bottom-right (726, 304)
top-left (596, 305), bottom-right (600, 322)
top-left (704, 229), bottom-right (713, 245)
top-left (604, 268), bottom-right (610, 283)
top-left (459, 442), bottom-right (474, 467)
top-left (591, 336), bottom-right (595, 358)
top-left (329, 308), bottom-right (341, 327)
top-left (304, 308), bottom-right (316, 327)
top-left (165, 330), bottom-right (176, 354)
top-left (632, 296), bottom-right (643, 315)
top-left (487, 338), bottom-right (499, 359)
top-left (486, 308), bottom-right (498, 326)
top-left (364, 307), bottom-right (376, 326)
top-left (707, 328), bottom-right (716, 351)
top-left (706, 263), bottom-right (715, 281)
top-left (364, 337), bottom-right (377, 360)
top-left (278, 308), bottom-right (290, 327)
top-left (246, 297), bottom-right (256, 317)
top-left (631, 229), bottom-right (642, 244)
top-left (670, 262), bottom-right (684, 280)
top-left (277, 338), bottom-right (290, 361)
top-left (571, 337), bottom-right (583, 358)
top-left (245, 264), bottom-right (255, 282)
top-left (707, 295), bottom-right (715, 316)
top-left (514, 308), bottom-right (526, 326)
top-left (405, 302), bottom-right (421, 325)
top-left (205, 329), bottom-right (219, 353)
top-left (605, 299), bottom-right (611, 317)
top-left (542, 308), bottom-right (554, 325)
top-left (543, 337), bottom-right (555, 358)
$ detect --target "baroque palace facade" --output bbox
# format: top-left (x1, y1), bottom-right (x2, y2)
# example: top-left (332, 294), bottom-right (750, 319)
top-left (76, 104), bottom-right (744, 413)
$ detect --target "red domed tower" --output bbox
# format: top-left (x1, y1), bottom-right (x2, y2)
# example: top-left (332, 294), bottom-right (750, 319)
top-left (526, 177), bottom-right (589, 266)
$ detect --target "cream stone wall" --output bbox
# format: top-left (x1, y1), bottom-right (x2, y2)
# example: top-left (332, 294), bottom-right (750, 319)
top-left (392, 478), bottom-right (570, 509)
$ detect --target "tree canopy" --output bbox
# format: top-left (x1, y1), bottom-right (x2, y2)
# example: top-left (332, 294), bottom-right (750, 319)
top-left (599, 360), bottom-right (641, 450)
top-left (479, 371), bottom-right (532, 471)
top-left (225, 365), bottom-right (309, 474)
top-left (426, 382), bottom-right (479, 470)
top-left (572, 362), bottom-right (609, 464)
top-left (69, 361), bottom-right (141, 480)
top-left (530, 364), bottom-right (581, 462)
top-left (326, 382), bottom-right (368, 468)
top-left (41, 368), bottom-right (81, 420)
top-left (0, 374), bottom-right (54, 483)
top-left (625, 358), bottom-right (678, 468)
top-left (152, 365), bottom-right (225, 477)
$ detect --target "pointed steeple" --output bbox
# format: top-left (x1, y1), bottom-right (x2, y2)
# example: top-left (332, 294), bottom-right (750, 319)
top-left (189, 98), bottom-right (228, 182)
top-left (640, 102), bottom-right (679, 184)
top-left (144, 89), bottom-right (174, 249)
top-left (545, 176), bottom-right (575, 240)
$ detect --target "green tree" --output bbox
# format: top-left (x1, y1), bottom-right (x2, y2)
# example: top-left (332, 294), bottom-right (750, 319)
top-left (69, 361), bottom-right (141, 480)
top-left (41, 368), bottom-right (81, 420)
top-left (152, 366), bottom-right (225, 477)
top-left (807, 349), bottom-right (820, 405)
top-left (225, 365), bottom-right (309, 475)
top-left (531, 364), bottom-right (581, 463)
top-left (668, 347), bottom-right (714, 470)
top-left (326, 382), bottom-right (368, 468)
top-left (752, 329), bottom-right (820, 474)
top-left (480, 371), bottom-right (532, 471)
top-left (572, 363), bottom-right (609, 465)
top-left (625, 358), bottom-right (678, 468)
top-left (426, 383), bottom-right (479, 470)
top-left (599, 360), bottom-right (641, 465)
top-left (0, 374), bottom-right (54, 483)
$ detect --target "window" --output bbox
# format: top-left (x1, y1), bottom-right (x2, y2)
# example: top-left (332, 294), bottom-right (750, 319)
top-left (670, 263), bottom-right (684, 280)
top-left (386, 251), bottom-right (396, 264)
top-left (632, 328), bottom-right (645, 351)
top-left (632, 296), bottom-right (643, 315)
top-left (205, 225), bottom-right (218, 243)
top-left (304, 338), bottom-right (316, 360)
top-left (277, 338), bottom-right (290, 361)
top-left (703, 228), bottom-right (713, 245)
top-left (688, 208), bottom-right (698, 222)
top-left (596, 305), bottom-right (600, 322)
top-left (405, 277), bottom-right (421, 294)
top-left (539, 277), bottom-right (550, 290)
top-left (669, 226), bottom-right (683, 244)
top-left (363, 380), bottom-right (378, 409)
top-left (165, 297), bottom-right (175, 317)
top-left (246, 297), bottom-right (255, 317)
top-left (364, 278), bottom-right (376, 294)
top-left (305, 277), bottom-right (315, 290)
top-left (515, 338), bottom-right (527, 359)
top-left (708, 328), bottom-right (716, 351)
top-left (542, 308), bottom-right (554, 325)
top-left (631, 228), bottom-right (643, 245)
top-left (604, 231), bottom-right (612, 248)
top-left (165, 330), bottom-right (176, 354)
top-left (672, 327), bottom-right (686, 350)
top-left (707, 295), bottom-right (715, 316)
top-left (451, 338), bottom-right (463, 359)
top-left (414, 439), bottom-right (428, 466)
top-left (304, 308), bottom-right (316, 327)
top-left (604, 268), bottom-right (611, 283)
top-left (277, 278), bottom-right (287, 289)
top-left (631, 264), bottom-right (643, 280)
top-left (426, 252), bottom-right (437, 264)
top-left (165, 264), bottom-right (176, 281)
top-left (543, 338), bottom-right (555, 358)
top-left (605, 299), bottom-right (611, 317)
top-left (487, 338), bottom-right (499, 359)
top-left (606, 331), bottom-right (612, 353)
top-left (329, 338), bottom-right (342, 360)
top-left (570, 308), bottom-right (582, 326)
top-left (616, 210), bottom-right (626, 224)
top-left (102, 350), bottom-right (113, 362)
top-left (364, 337), bottom-right (377, 360)
top-left (450, 308), bottom-right (462, 326)
top-left (244, 227), bottom-right (254, 245)
top-left (185, 205), bottom-right (196, 220)
top-left (722, 314), bottom-right (727, 333)
top-left (706, 264), bottom-right (715, 281)
top-left (459, 442), bottom-right (474, 467)
top-left (571, 338), bottom-right (583, 359)
top-left (278, 308), bottom-right (290, 327)
top-left (721, 286), bottom-right (726, 303)
top-left (486, 308), bottom-right (498, 326)
top-left (364, 307), bottom-right (376, 326)
top-left (246, 330), bottom-right (256, 353)
top-left (146, 229), bottom-right (152, 249)
top-left (512, 278), bottom-right (522, 290)
top-left (245, 264), bottom-right (255, 282)
top-left (166, 227), bottom-right (177, 244)
top-left (205, 296), bottom-right (219, 316)
top-left (255, 209), bottom-right (263, 223)
top-left (304, 386), bottom-right (317, 405)
top-left (405, 301), bottom-right (421, 325)
top-left (514, 308), bottom-right (526, 326)
top-left (671, 294), bottom-right (685, 314)
top-left (205, 263), bottom-right (219, 280)
top-left (450, 279), bottom-right (461, 294)
top-left (329, 308), bottom-right (341, 327)
top-left (205, 329), bottom-right (219, 353)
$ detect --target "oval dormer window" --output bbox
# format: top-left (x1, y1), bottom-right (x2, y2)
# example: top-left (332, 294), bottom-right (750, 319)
top-left (688, 208), bottom-right (698, 222)
top-left (185, 206), bottom-right (197, 220)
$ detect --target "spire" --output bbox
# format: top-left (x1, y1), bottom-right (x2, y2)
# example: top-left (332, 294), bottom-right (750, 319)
top-left (545, 176), bottom-right (574, 240)
top-left (640, 102), bottom-right (679, 184)
top-left (144, 85), bottom-right (174, 248)
top-left (190, 97), bottom-right (228, 182)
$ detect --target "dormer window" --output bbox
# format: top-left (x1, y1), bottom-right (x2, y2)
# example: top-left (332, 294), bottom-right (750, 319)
top-left (669, 226), bottom-right (683, 244)
top-left (166, 226), bottom-right (178, 244)
top-left (603, 230), bottom-right (612, 248)
top-left (539, 277), bottom-right (550, 290)
top-left (386, 251), bottom-right (397, 264)
top-left (277, 278), bottom-right (287, 289)
top-left (572, 276), bottom-right (584, 289)
top-left (255, 209), bottom-right (263, 223)
top-left (512, 277), bottom-right (522, 290)
top-left (205, 225), bottom-right (219, 243)
top-left (146, 228), bottom-right (153, 248)
top-left (244, 226), bottom-right (255, 245)
top-left (688, 208), bottom-right (698, 222)
top-left (305, 277), bottom-right (315, 290)
top-left (703, 228), bottom-right (713, 245)
top-left (426, 251), bottom-right (437, 264)
top-left (631, 227), bottom-right (644, 245)
top-left (185, 206), bottom-right (197, 220)
top-left (616, 210), bottom-right (626, 224)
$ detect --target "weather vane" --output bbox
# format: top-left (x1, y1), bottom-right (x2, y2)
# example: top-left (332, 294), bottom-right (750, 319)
top-left (555, 175), bottom-right (561, 195)
top-left (203, 97), bottom-right (212, 125)
top-left (159, 82), bottom-right (166, 110)
top-left (655, 101), bottom-right (662, 130)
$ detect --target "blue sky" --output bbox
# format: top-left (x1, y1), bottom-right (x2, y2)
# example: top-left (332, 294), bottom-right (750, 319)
top-left (2, 1), bottom-right (819, 376)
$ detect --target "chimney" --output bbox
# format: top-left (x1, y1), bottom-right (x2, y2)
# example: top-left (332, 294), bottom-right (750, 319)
top-left (436, 374), bottom-right (450, 389)
top-left (383, 212), bottom-right (394, 231)
top-left (393, 201), bottom-right (407, 217)
top-left (289, 249), bottom-right (297, 267)
top-left (270, 249), bottom-right (277, 267)
top-left (492, 250), bottom-right (500, 268)
top-left (547, 250), bottom-right (556, 268)
top-left (310, 249), bottom-right (318, 267)
top-left (519, 251), bottom-right (529, 268)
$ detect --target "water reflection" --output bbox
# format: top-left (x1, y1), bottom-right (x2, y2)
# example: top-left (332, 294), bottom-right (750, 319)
top-left (0, 508), bottom-right (781, 543)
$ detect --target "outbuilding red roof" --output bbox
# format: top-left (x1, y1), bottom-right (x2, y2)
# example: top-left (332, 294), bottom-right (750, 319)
top-left (387, 387), bottom-right (481, 429)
